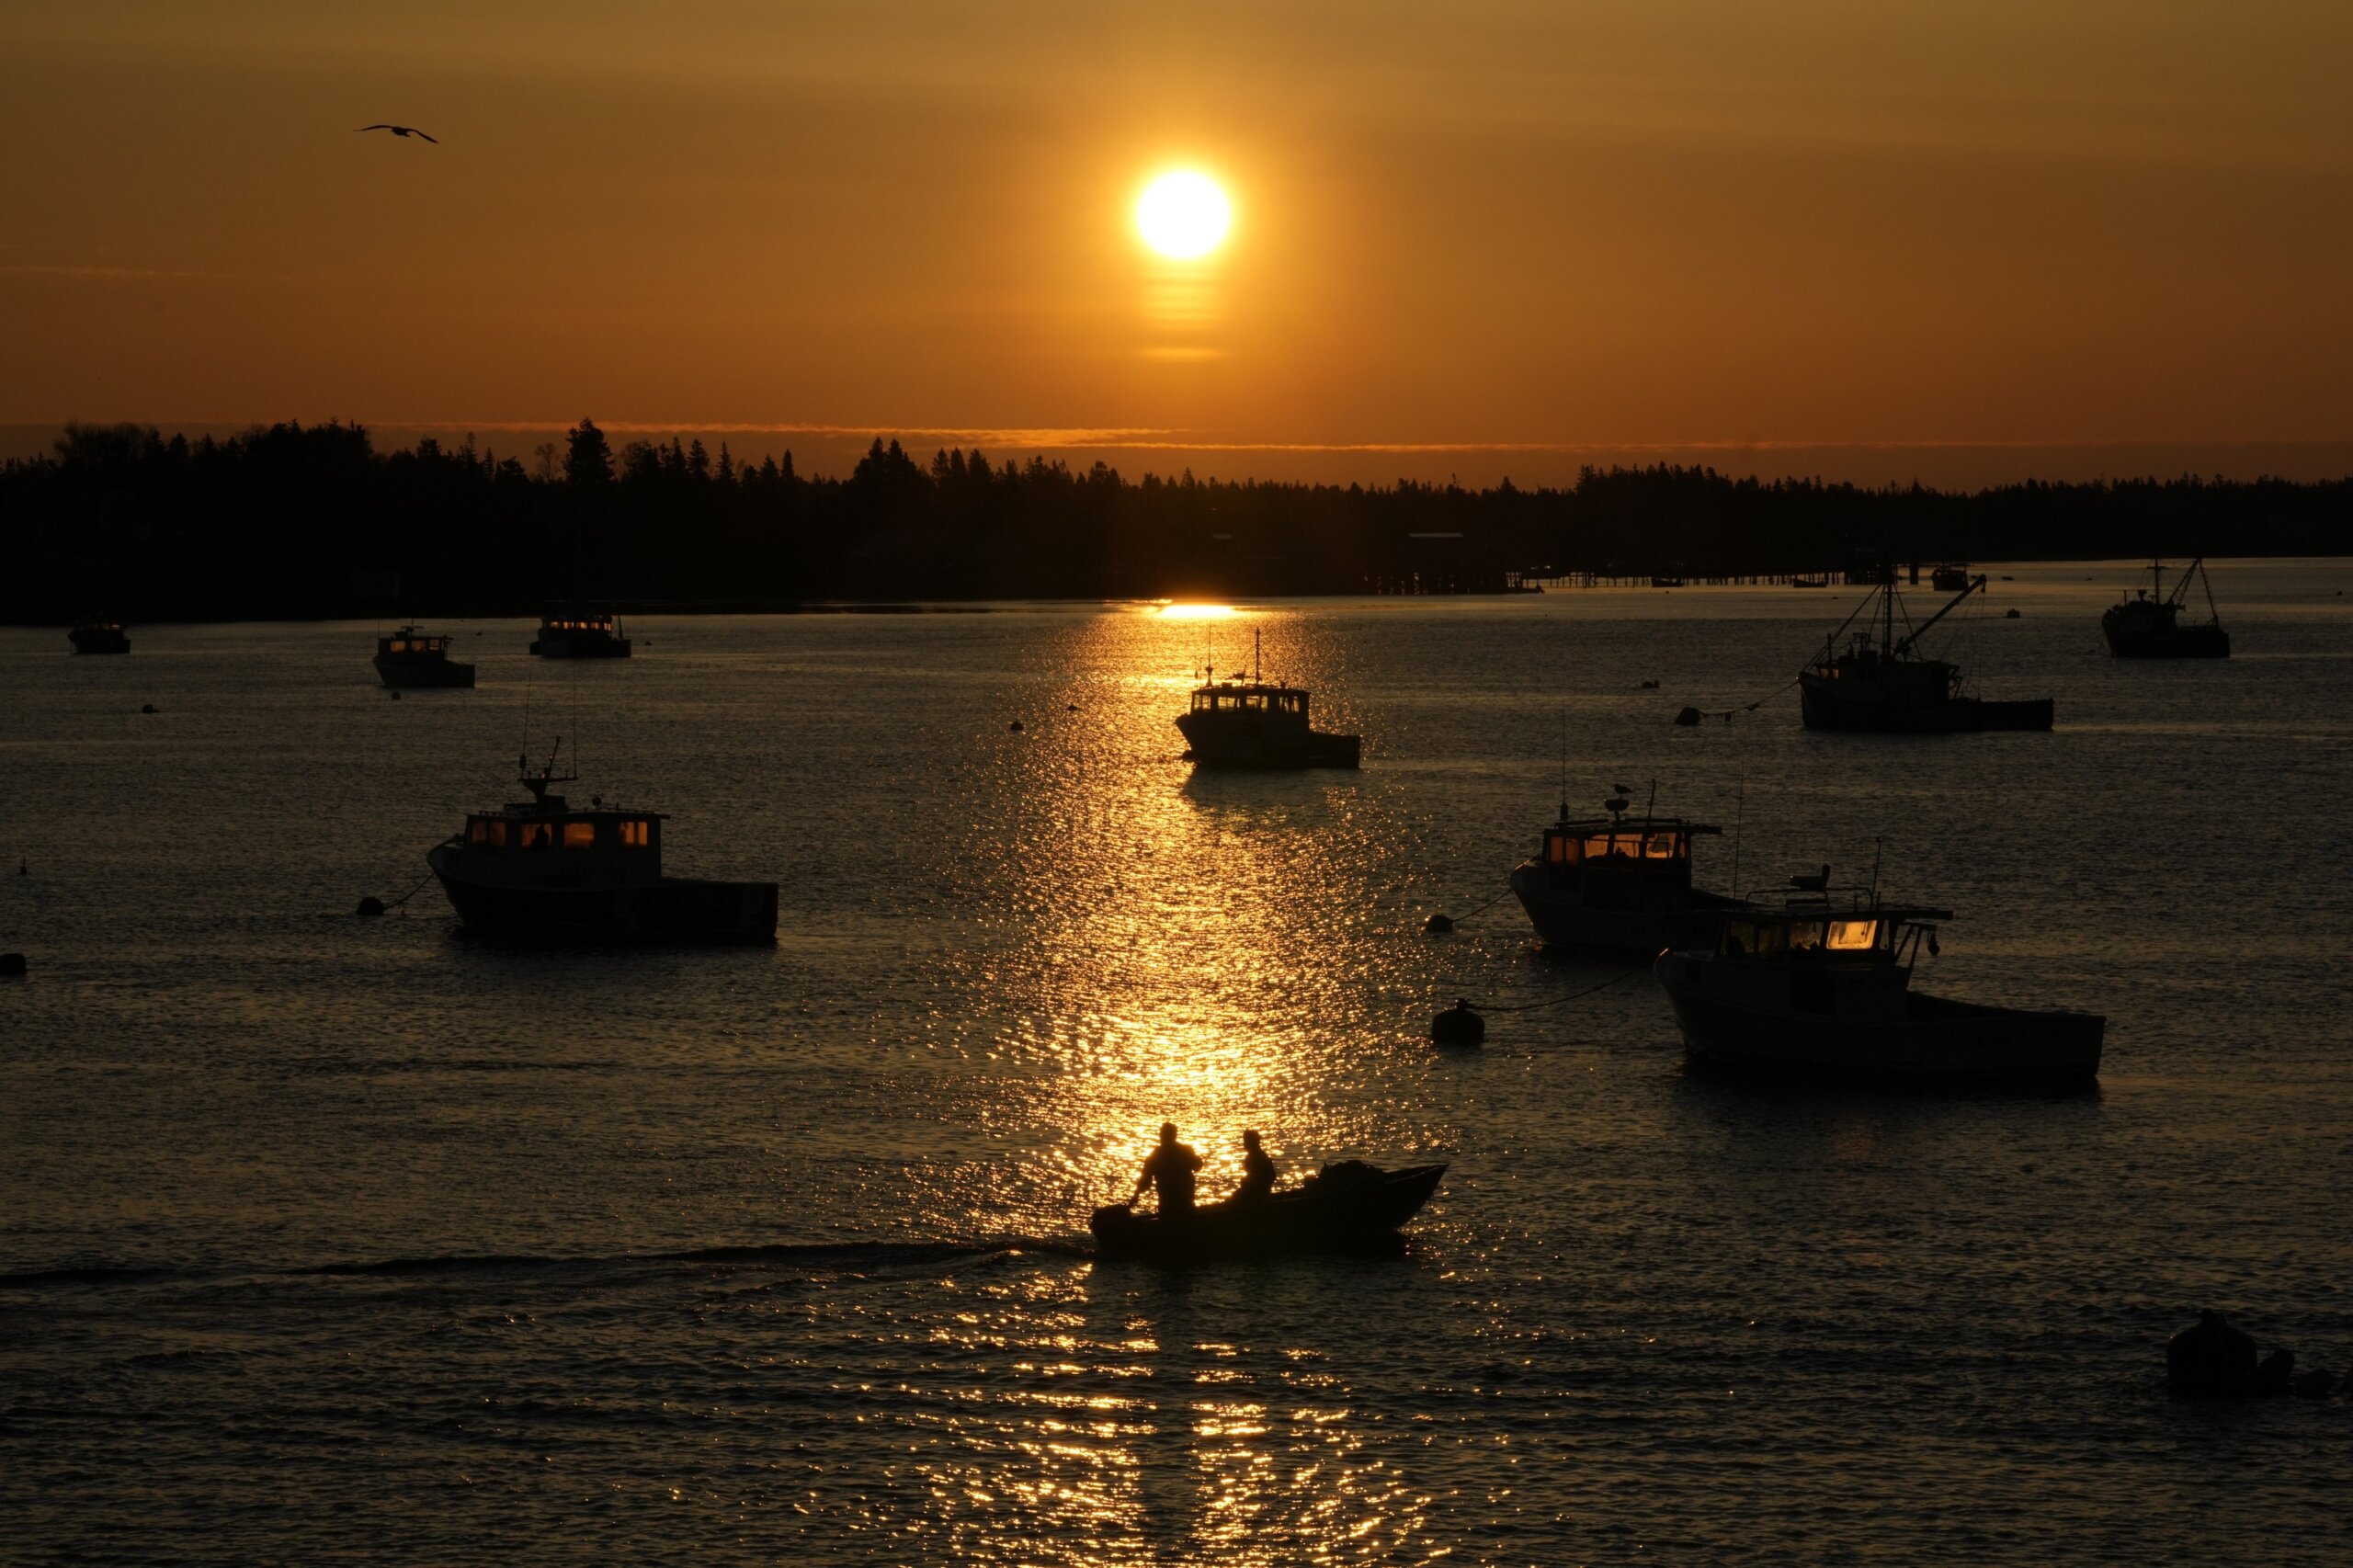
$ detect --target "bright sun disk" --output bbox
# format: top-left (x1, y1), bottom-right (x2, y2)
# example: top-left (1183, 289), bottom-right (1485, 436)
top-left (1136, 172), bottom-right (1231, 260)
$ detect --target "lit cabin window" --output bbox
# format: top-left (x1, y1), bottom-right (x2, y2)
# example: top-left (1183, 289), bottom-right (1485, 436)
top-left (620, 820), bottom-right (650, 848)
top-left (563, 822), bottom-right (597, 849)
top-left (1827, 919), bottom-right (1879, 951)
top-left (1547, 834), bottom-right (1573, 865)
top-left (1644, 834), bottom-right (1682, 859)
top-left (519, 823), bottom-right (553, 850)
top-left (468, 819), bottom-right (486, 845)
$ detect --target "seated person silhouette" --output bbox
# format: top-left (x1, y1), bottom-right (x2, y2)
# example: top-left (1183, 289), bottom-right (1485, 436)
top-left (1232, 1129), bottom-right (1278, 1206)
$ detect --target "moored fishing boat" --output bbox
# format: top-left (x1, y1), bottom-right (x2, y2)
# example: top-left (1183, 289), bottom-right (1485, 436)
top-left (1507, 786), bottom-right (1752, 955)
top-left (1175, 630), bottom-right (1360, 768)
top-left (1091, 1161), bottom-right (1446, 1262)
top-left (1799, 573), bottom-right (2052, 732)
top-left (530, 609), bottom-right (631, 659)
top-left (1653, 880), bottom-right (2103, 1081)
top-left (68, 619), bottom-right (131, 654)
top-left (372, 624), bottom-right (475, 688)
top-left (2102, 558), bottom-right (2229, 658)
top-left (426, 744), bottom-right (775, 942)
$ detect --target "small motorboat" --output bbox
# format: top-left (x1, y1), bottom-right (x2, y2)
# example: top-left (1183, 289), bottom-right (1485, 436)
top-left (1091, 1160), bottom-right (1445, 1262)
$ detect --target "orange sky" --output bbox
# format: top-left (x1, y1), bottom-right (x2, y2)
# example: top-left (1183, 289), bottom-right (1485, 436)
top-left (5, 1), bottom-right (2350, 486)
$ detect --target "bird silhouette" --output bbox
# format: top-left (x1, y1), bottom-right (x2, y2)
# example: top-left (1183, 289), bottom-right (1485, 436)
top-left (356, 124), bottom-right (438, 142)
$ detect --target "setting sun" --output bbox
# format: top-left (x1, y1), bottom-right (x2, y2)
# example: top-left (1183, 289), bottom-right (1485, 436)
top-left (1135, 171), bottom-right (1231, 260)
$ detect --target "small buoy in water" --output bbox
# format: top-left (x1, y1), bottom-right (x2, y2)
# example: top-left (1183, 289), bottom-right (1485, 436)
top-left (2005, 608), bottom-right (2021, 619)
top-left (357, 896), bottom-right (386, 917)
top-left (390, 689), bottom-right (404, 699)
top-left (1066, 703), bottom-right (1078, 711)
top-left (1639, 679), bottom-right (1660, 689)
top-left (1009, 720), bottom-right (1024, 733)
top-left (1431, 999), bottom-right (1485, 1047)
top-left (141, 703), bottom-right (158, 714)
top-left (1673, 707), bottom-right (1701, 727)
top-left (0, 952), bottom-right (27, 977)
top-left (1424, 913), bottom-right (1455, 935)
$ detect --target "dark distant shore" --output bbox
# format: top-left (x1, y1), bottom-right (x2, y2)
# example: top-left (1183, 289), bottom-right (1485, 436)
top-left (5, 419), bottom-right (2347, 624)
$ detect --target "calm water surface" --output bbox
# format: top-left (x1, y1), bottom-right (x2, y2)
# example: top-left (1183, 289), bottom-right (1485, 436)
top-left (5, 561), bottom-right (2350, 1563)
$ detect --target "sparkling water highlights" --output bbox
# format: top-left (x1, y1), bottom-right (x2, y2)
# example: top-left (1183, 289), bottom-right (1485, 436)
top-left (4, 564), bottom-right (2350, 1562)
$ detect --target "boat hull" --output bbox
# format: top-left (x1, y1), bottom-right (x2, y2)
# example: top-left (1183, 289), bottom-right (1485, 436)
top-left (530, 636), bottom-right (631, 659)
top-left (2102, 622), bottom-right (2230, 659)
top-left (1508, 867), bottom-right (1748, 956)
top-left (1175, 715), bottom-right (1360, 768)
top-left (427, 846), bottom-right (775, 943)
top-left (1800, 678), bottom-right (2053, 733)
top-left (374, 655), bottom-right (476, 688)
top-left (1655, 958), bottom-right (2102, 1081)
top-left (1090, 1163), bottom-right (1445, 1262)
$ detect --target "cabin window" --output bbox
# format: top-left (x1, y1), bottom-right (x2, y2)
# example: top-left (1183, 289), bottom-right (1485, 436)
top-left (468, 819), bottom-right (508, 848)
top-left (563, 822), bottom-right (597, 849)
top-left (1547, 834), bottom-right (1574, 866)
top-left (1827, 919), bottom-right (1879, 951)
top-left (1644, 834), bottom-right (1682, 859)
top-left (1789, 921), bottom-right (1825, 950)
top-left (620, 820), bottom-right (650, 848)
top-left (518, 823), bottom-right (552, 850)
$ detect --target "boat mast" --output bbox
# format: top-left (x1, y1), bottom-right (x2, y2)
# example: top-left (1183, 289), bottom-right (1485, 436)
top-left (1252, 627), bottom-right (1262, 684)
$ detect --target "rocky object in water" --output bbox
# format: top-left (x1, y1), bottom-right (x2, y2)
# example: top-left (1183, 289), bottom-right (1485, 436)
top-left (1672, 706), bottom-right (1701, 727)
top-left (2166, 1310), bottom-right (2318, 1398)
top-left (0, 952), bottom-right (27, 977)
top-left (1423, 913), bottom-right (1455, 935)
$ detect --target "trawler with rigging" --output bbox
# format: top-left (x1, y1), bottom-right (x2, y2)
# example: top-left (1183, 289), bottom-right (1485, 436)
top-left (2101, 557), bottom-right (2229, 658)
top-left (1799, 572), bottom-right (2052, 733)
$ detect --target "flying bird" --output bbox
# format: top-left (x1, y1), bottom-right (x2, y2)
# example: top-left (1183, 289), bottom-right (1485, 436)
top-left (356, 124), bottom-right (438, 142)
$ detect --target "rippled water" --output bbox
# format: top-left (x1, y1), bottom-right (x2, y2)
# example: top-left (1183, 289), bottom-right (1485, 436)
top-left (5, 562), bottom-right (2351, 1563)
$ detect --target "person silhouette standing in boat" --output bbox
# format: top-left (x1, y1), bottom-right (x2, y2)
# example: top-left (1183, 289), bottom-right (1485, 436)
top-left (1231, 1130), bottom-right (1278, 1206)
top-left (1131, 1123), bottom-right (1203, 1217)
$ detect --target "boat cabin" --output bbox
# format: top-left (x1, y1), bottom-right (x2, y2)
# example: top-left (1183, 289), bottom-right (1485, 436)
top-left (1691, 900), bottom-right (1954, 1018)
top-left (379, 628), bottom-right (454, 659)
top-left (540, 613), bottom-right (619, 638)
top-left (1540, 820), bottom-right (1712, 873)
top-left (448, 767), bottom-right (669, 889)
top-left (1189, 680), bottom-right (1313, 723)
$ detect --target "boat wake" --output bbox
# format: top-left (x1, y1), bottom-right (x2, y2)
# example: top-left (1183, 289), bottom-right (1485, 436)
top-left (0, 1237), bottom-right (1094, 1293)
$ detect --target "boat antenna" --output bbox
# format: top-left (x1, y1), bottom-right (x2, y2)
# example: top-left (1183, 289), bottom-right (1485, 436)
top-left (1869, 835), bottom-right (1883, 910)
top-left (1557, 710), bottom-right (1568, 823)
top-left (1730, 772), bottom-right (1745, 893)
top-left (1643, 778), bottom-right (1657, 837)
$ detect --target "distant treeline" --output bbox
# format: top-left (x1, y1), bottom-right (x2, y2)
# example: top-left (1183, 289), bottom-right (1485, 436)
top-left (3, 419), bottom-right (2347, 620)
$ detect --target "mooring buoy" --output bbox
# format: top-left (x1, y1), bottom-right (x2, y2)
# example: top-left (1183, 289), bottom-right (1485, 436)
top-left (1430, 999), bottom-right (1486, 1047)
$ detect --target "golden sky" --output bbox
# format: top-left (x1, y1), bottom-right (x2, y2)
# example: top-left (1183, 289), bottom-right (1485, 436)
top-left (4, 1), bottom-right (2350, 484)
